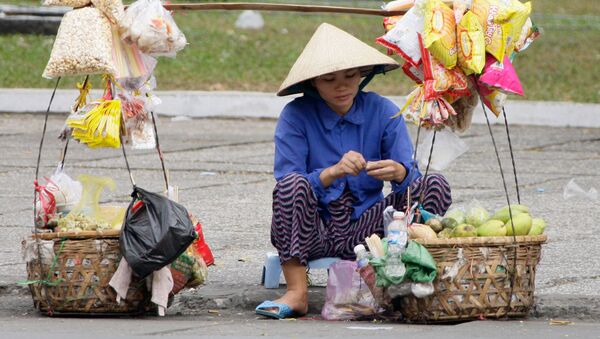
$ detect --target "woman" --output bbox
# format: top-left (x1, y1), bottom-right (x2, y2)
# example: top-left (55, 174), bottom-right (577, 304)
top-left (255, 23), bottom-right (452, 319)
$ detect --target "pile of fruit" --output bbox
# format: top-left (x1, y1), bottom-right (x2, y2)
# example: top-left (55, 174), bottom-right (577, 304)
top-left (409, 203), bottom-right (547, 239)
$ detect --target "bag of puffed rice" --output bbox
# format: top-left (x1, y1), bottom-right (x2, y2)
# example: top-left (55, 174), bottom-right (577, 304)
top-left (91, 0), bottom-right (125, 25)
top-left (43, 7), bottom-right (116, 79)
top-left (43, 0), bottom-right (91, 7)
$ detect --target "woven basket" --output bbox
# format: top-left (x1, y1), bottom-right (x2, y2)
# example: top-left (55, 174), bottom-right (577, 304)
top-left (26, 230), bottom-right (150, 315)
top-left (399, 235), bottom-right (547, 323)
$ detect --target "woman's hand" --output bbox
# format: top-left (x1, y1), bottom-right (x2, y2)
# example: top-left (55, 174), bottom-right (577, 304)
top-left (320, 151), bottom-right (366, 187)
top-left (366, 160), bottom-right (407, 182)
top-left (332, 151), bottom-right (367, 178)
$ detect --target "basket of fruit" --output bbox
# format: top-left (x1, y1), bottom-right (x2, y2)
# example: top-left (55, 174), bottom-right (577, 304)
top-left (398, 204), bottom-right (547, 322)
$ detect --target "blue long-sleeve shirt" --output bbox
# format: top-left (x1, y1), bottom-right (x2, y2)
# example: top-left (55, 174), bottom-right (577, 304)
top-left (274, 91), bottom-right (421, 220)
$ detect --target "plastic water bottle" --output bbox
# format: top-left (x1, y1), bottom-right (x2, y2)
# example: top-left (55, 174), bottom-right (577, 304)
top-left (354, 244), bottom-right (369, 268)
top-left (385, 211), bottom-right (407, 279)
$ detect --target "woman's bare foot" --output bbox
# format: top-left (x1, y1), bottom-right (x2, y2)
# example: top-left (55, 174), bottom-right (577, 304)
top-left (268, 289), bottom-right (308, 315)
top-left (260, 258), bottom-right (309, 316)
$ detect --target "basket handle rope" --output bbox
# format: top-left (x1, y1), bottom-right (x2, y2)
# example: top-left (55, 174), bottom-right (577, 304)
top-left (477, 88), bottom-right (520, 315)
top-left (32, 77), bottom-right (61, 315)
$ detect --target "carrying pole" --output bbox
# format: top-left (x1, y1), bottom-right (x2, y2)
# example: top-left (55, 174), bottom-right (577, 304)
top-left (162, 2), bottom-right (407, 16)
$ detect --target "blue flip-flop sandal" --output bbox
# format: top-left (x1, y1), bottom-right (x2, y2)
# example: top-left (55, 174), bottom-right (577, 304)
top-left (255, 300), bottom-right (297, 319)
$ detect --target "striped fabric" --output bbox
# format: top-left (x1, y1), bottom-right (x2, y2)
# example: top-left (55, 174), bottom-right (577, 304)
top-left (271, 173), bottom-right (451, 265)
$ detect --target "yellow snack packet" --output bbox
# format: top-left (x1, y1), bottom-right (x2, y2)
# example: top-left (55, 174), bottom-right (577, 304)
top-left (470, 0), bottom-right (515, 62)
top-left (457, 11), bottom-right (486, 75)
top-left (504, 1), bottom-right (531, 55)
top-left (423, 0), bottom-right (457, 69)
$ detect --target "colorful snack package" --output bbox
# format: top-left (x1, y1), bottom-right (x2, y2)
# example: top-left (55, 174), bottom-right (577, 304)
top-left (478, 54), bottom-right (523, 96)
top-left (402, 61), bottom-right (424, 84)
top-left (422, 0), bottom-right (457, 69)
top-left (478, 84), bottom-right (507, 117)
top-left (397, 85), bottom-right (425, 126)
top-left (420, 34), bottom-right (470, 100)
top-left (456, 11), bottom-right (486, 75)
top-left (470, 0), bottom-right (514, 62)
top-left (513, 17), bottom-right (540, 54)
top-left (504, 1), bottom-right (531, 56)
top-left (376, 2), bottom-right (425, 66)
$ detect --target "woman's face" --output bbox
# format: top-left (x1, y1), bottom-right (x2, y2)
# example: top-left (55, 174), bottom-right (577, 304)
top-left (312, 68), bottom-right (361, 116)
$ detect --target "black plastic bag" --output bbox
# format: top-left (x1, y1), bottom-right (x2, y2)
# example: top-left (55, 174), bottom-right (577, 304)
top-left (120, 186), bottom-right (196, 278)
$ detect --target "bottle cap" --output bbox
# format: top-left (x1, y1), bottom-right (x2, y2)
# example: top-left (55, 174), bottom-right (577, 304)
top-left (353, 244), bottom-right (366, 254)
top-left (393, 211), bottom-right (405, 219)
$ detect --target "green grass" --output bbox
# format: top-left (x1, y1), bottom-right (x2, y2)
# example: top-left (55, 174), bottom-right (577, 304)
top-left (0, 0), bottom-right (599, 102)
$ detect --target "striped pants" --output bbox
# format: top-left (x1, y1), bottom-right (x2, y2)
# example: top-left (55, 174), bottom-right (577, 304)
top-left (271, 173), bottom-right (451, 265)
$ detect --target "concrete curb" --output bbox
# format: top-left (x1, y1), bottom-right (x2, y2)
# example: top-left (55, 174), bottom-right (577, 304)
top-left (1, 88), bottom-right (600, 128)
top-left (3, 282), bottom-right (600, 321)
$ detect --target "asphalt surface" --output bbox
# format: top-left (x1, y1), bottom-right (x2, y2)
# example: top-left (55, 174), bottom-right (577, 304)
top-left (1, 105), bottom-right (600, 323)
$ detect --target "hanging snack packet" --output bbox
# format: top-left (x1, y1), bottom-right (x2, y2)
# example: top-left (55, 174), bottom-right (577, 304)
top-left (478, 54), bottom-right (523, 96)
top-left (504, 1), bottom-right (531, 56)
top-left (470, 0), bottom-right (514, 62)
top-left (420, 34), bottom-right (470, 100)
top-left (120, 0), bottom-right (187, 57)
top-left (43, 7), bottom-right (116, 78)
top-left (422, 0), bottom-right (457, 69)
top-left (456, 11), bottom-right (486, 75)
top-left (448, 91), bottom-right (478, 132)
top-left (513, 17), bottom-right (540, 54)
top-left (376, 2), bottom-right (425, 67)
top-left (478, 84), bottom-right (507, 117)
top-left (111, 25), bottom-right (158, 90)
top-left (397, 85), bottom-right (425, 126)
top-left (402, 61), bottom-right (424, 84)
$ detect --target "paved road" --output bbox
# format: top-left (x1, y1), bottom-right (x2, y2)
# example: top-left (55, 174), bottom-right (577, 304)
top-left (1, 111), bottom-right (599, 322)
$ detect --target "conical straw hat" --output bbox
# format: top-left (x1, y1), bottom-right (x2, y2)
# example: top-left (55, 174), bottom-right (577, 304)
top-left (277, 23), bottom-right (399, 96)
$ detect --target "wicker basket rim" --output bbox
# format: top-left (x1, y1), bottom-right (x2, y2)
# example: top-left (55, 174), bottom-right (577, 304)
top-left (31, 229), bottom-right (121, 240)
top-left (413, 234), bottom-right (547, 247)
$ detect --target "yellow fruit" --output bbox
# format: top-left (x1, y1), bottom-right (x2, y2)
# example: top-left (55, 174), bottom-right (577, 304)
top-left (437, 228), bottom-right (452, 239)
top-left (465, 206), bottom-right (490, 227)
top-left (505, 213), bottom-right (533, 236)
top-left (477, 219), bottom-right (507, 236)
top-left (528, 218), bottom-right (547, 235)
top-left (441, 217), bottom-right (458, 229)
top-left (451, 224), bottom-right (477, 238)
top-left (444, 208), bottom-right (465, 224)
top-left (491, 204), bottom-right (529, 223)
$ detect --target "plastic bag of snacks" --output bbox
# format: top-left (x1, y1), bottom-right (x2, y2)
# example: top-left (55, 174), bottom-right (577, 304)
top-left (478, 85), bottom-right (507, 117)
top-left (43, 7), bottom-right (116, 78)
top-left (478, 54), bottom-right (523, 96)
top-left (456, 11), bottom-right (486, 75)
top-left (419, 34), bottom-right (470, 100)
top-left (120, 0), bottom-right (187, 57)
top-left (42, 0), bottom-right (90, 7)
top-left (422, 0), bottom-right (457, 69)
top-left (376, 1), bottom-right (425, 67)
top-left (91, 0), bottom-right (125, 25)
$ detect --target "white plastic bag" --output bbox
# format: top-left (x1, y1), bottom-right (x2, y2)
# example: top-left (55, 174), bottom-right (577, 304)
top-left (120, 0), bottom-right (187, 57)
top-left (417, 129), bottom-right (468, 171)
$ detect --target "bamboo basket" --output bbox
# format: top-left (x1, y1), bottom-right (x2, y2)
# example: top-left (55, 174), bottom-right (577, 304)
top-left (26, 230), bottom-right (150, 315)
top-left (399, 235), bottom-right (547, 323)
